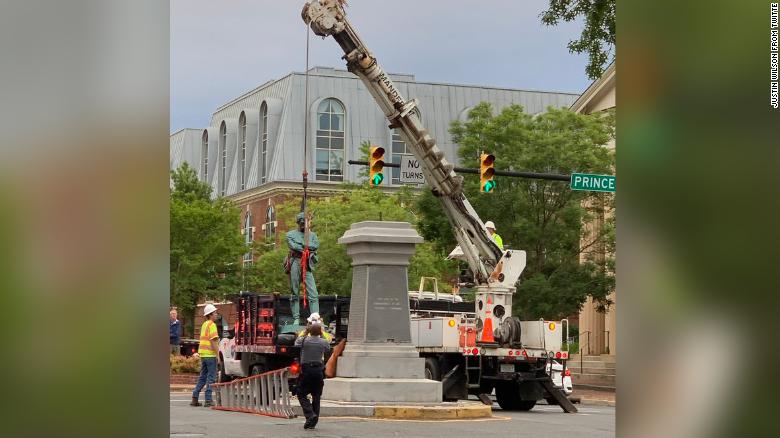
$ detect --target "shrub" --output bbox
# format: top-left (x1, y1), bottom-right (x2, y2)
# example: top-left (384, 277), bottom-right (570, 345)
top-left (170, 354), bottom-right (201, 374)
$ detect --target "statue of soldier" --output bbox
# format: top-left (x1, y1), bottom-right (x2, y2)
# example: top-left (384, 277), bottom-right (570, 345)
top-left (285, 212), bottom-right (320, 324)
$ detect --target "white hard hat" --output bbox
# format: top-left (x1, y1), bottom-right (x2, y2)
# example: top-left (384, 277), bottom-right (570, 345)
top-left (203, 304), bottom-right (217, 316)
top-left (484, 221), bottom-right (496, 230)
top-left (307, 312), bottom-right (322, 323)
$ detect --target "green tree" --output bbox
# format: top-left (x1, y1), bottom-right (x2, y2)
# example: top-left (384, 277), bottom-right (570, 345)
top-left (170, 163), bottom-right (246, 335)
top-left (541, 0), bottom-right (615, 80)
top-left (417, 103), bottom-right (615, 319)
top-left (245, 185), bottom-right (458, 296)
top-left (357, 140), bottom-right (371, 180)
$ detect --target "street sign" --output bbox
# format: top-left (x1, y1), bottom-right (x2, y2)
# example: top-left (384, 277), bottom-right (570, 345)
top-left (570, 173), bottom-right (616, 192)
top-left (400, 156), bottom-right (426, 184)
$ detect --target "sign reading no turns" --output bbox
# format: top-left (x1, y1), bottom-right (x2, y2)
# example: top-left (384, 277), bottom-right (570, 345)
top-left (400, 157), bottom-right (426, 184)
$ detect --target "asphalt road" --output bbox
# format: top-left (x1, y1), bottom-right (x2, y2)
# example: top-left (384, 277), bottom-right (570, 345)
top-left (170, 392), bottom-right (615, 437)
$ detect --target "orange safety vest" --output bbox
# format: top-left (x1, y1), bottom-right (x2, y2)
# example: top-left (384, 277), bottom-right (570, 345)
top-left (198, 320), bottom-right (218, 358)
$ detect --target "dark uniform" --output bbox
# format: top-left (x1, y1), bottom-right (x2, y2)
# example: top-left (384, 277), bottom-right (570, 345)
top-left (294, 332), bottom-right (331, 429)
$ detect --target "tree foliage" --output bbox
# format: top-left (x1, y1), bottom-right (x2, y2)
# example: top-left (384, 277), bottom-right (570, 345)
top-left (170, 163), bottom-right (246, 333)
top-left (244, 185), bottom-right (458, 296)
top-left (416, 103), bottom-right (615, 319)
top-left (357, 139), bottom-right (371, 179)
top-left (541, 0), bottom-right (615, 80)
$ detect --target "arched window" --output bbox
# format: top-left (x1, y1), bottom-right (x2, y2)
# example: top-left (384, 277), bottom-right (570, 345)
top-left (219, 122), bottom-right (227, 196)
top-left (264, 205), bottom-right (276, 240)
top-left (260, 102), bottom-right (268, 184)
top-left (239, 112), bottom-right (247, 190)
top-left (315, 98), bottom-right (345, 182)
top-left (201, 131), bottom-right (209, 182)
top-left (243, 212), bottom-right (253, 265)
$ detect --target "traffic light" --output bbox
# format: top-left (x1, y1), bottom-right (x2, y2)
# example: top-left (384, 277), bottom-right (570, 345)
top-left (479, 153), bottom-right (495, 193)
top-left (369, 146), bottom-right (385, 186)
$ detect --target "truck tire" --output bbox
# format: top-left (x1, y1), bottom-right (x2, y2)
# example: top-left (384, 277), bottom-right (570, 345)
top-left (217, 358), bottom-right (231, 383)
top-left (516, 400), bottom-right (537, 411)
top-left (495, 382), bottom-right (521, 410)
top-left (424, 357), bottom-right (441, 381)
top-left (250, 364), bottom-right (266, 376)
top-left (496, 381), bottom-right (540, 411)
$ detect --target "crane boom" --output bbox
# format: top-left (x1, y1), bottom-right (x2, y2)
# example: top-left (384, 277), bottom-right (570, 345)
top-left (302, 0), bottom-right (525, 288)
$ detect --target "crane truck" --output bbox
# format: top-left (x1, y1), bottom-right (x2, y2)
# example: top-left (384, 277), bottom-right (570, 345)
top-left (299, 0), bottom-right (577, 412)
top-left (216, 0), bottom-right (577, 413)
top-left (218, 288), bottom-right (574, 411)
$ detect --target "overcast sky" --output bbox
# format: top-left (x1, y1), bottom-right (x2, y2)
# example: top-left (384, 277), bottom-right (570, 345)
top-left (171, 0), bottom-right (592, 133)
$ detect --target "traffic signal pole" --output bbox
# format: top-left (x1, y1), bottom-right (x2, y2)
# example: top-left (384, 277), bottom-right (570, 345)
top-left (347, 160), bottom-right (571, 182)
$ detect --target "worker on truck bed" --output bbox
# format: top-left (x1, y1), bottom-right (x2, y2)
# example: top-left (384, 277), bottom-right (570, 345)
top-left (190, 304), bottom-right (220, 407)
top-left (484, 221), bottom-right (504, 250)
top-left (298, 312), bottom-right (333, 342)
top-left (285, 212), bottom-right (320, 324)
top-left (295, 323), bottom-right (331, 430)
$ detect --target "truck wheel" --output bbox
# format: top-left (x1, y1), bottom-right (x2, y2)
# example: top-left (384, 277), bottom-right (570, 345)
top-left (250, 364), bottom-right (266, 376)
top-left (217, 359), bottom-right (231, 383)
top-left (495, 382), bottom-right (521, 410)
top-left (516, 400), bottom-right (537, 411)
top-left (424, 357), bottom-right (441, 381)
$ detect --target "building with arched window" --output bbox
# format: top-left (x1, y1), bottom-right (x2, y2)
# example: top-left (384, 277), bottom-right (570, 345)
top-left (170, 66), bottom-right (580, 246)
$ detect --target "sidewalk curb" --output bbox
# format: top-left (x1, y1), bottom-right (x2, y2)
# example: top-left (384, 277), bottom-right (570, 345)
top-left (170, 385), bottom-right (195, 392)
top-left (292, 400), bottom-right (492, 419)
top-left (374, 404), bottom-right (492, 420)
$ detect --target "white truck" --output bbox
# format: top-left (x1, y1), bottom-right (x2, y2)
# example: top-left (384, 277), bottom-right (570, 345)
top-left (301, 0), bottom-right (577, 412)
top-left (217, 289), bottom-right (573, 411)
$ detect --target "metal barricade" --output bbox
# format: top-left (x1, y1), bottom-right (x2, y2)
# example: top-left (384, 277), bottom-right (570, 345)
top-left (211, 367), bottom-right (297, 418)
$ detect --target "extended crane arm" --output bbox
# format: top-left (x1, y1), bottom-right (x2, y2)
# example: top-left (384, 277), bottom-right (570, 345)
top-left (302, 0), bottom-right (524, 287)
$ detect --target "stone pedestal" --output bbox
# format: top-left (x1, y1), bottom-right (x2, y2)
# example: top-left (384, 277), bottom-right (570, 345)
top-left (323, 221), bottom-right (442, 403)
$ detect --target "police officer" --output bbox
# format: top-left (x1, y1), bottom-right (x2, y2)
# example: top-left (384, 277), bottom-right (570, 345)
top-left (295, 323), bottom-right (331, 430)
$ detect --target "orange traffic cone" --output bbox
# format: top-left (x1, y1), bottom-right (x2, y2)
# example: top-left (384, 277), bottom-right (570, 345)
top-left (481, 317), bottom-right (495, 343)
